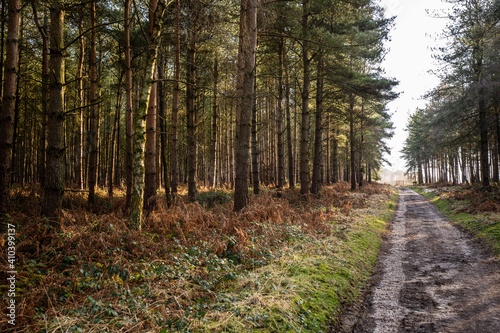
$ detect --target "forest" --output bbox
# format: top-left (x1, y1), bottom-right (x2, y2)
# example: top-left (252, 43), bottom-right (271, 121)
top-left (0, 0), bottom-right (398, 226)
top-left (403, 0), bottom-right (500, 187)
top-left (0, 0), bottom-right (400, 330)
top-left (1, 0), bottom-right (500, 331)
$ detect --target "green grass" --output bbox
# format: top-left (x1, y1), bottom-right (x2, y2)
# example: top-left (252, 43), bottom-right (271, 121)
top-left (196, 192), bottom-right (398, 332)
top-left (412, 186), bottom-right (500, 257)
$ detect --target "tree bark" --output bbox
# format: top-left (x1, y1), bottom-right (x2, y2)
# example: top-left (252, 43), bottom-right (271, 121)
top-left (0, 0), bottom-right (5, 100)
top-left (311, 50), bottom-right (323, 195)
top-left (186, 15), bottom-right (197, 202)
top-left (300, 0), bottom-right (310, 195)
top-left (0, 0), bottom-right (20, 214)
top-left (129, 0), bottom-right (166, 229)
top-left (144, 67), bottom-right (157, 209)
top-left (358, 102), bottom-right (364, 188)
top-left (332, 125), bottom-right (339, 183)
top-left (42, 0), bottom-right (65, 220)
top-left (234, 0), bottom-right (258, 211)
top-left (75, 21), bottom-right (84, 189)
top-left (276, 37), bottom-right (285, 197)
top-left (495, 110), bottom-right (500, 183)
top-left (88, 0), bottom-right (98, 206)
top-left (170, 0), bottom-right (180, 196)
top-left (479, 83), bottom-right (489, 187)
top-left (157, 56), bottom-right (171, 203)
top-left (251, 64), bottom-right (259, 195)
top-left (125, 0), bottom-right (133, 208)
top-left (209, 55), bottom-right (218, 188)
top-left (108, 71), bottom-right (123, 197)
top-left (284, 40), bottom-right (293, 188)
top-left (349, 96), bottom-right (356, 191)
top-left (32, 3), bottom-right (50, 188)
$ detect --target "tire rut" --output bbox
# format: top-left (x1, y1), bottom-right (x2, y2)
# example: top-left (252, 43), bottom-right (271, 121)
top-left (349, 187), bottom-right (500, 333)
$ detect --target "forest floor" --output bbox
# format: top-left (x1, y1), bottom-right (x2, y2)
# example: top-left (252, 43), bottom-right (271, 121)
top-left (348, 187), bottom-right (500, 333)
top-left (0, 182), bottom-right (396, 332)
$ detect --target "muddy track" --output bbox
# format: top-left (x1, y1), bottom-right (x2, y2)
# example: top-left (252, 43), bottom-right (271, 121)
top-left (350, 187), bottom-right (500, 333)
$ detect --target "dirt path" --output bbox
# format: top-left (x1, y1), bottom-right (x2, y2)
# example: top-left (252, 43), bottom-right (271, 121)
top-left (351, 187), bottom-right (500, 333)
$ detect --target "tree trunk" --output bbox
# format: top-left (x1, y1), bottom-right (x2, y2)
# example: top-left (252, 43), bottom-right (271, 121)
top-left (234, 0), bottom-right (258, 211)
top-left (158, 56), bottom-right (171, 203)
top-left (88, 0), bottom-right (98, 206)
top-left (276, 37), bottom-right (284, 197)
top-left (300, 0), bottom-right (310, 195)
top-left (144, 67), bottom-right (157, 209)
top-left (479, 87), bottom-right (489, 187)
top-left (284, 40), bottom-right (293, 188)
top-left (76, 22), bottom-right (84, 189)
top-left (170, 0), bottom-right (180, 196)
top-left (349, 97), bottom-right (356, 191)
top-left (495, 110), bottom-right (500, 183)
top-left (125, 0), bottom-right (133, 208)
top-left (129, 0), bottom-right (166, 229)
top-left (358, 104), bottom-right (364, 188)
top-left (251, 67), bottom-right (259, 195)
top-left (42, 0), bottom-right (65, 220)
top-left (186, 20), bottom-right (197, 202)
top-left (0, 0), bottom-right (5, 100)
top-left (311, 50), bottom-right (323, 195)
top-left (0, 0), bottom-right (21, 214)
top-left (332, 126), bottom-right (339, 183)
top-left (108, 71), bottom-right (123, 197)
top-left (32, 4), bottom-right (50, 189)
top-left (209, 55), bottom-right (218, 188)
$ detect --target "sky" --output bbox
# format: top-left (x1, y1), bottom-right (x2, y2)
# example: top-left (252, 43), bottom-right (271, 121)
top-left (377, 0), bottom-right (452, 172)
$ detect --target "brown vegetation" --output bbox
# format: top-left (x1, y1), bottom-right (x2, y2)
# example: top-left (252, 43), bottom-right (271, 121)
top-left (0, 183), bottom-right (390, 331)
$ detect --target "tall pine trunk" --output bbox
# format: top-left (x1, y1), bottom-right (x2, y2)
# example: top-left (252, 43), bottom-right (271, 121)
top-left (42, 0), bottom-right (65, 220)
top-left (0, 0), bottom-right (20, 214)
top-left (276, 37), bottom-right (284, 196)
top-left (299, 0), bottom-right (310, 195)
top-left (144, 68), bottom-right (157, 209)
top-left (88, 0), bottom-right (98, 205)
top-left (76, 22), bottom-right (84, 189)
top-left (125, 0), bottom-right (133, 208)
top-left (349, 96), bottom-right (356, 191)
top-left (186, 18), bottom-right (197, 202)
top-left (158, 56), bottom-right (171, 203)
top-left (251, 66), bottom-right (259, 195)
top-left (170, 0), bottom-right (180, 196)
top-left (129, 0), bottom-right (165, 229)
top-left (0, 0), bottom-right (5, 100)
top-left (311, 51), bottom-right (323, 195)
top-left (234, 0), bottom-right (258, 211)
top-left (32, 4), bottom-right (49, 188)
top-left (332, 126), bottom-right (339, 183)
top-left (284, 40), bottom-right (293, 188)
top-left (209, 55), bottom-right (218, 188)
top-left (108, 71), bottom-right (123, 197)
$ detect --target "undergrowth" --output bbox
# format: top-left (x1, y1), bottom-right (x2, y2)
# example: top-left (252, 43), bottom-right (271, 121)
top-left (413, 185), bottom-right (500, 257)
top-left (0, 182), bottom-right (395, 332)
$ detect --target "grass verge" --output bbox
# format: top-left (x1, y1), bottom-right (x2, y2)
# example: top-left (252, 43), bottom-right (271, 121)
top-left (412, 186), bottom-right (500, 258)
top-left (195, 190), bottom-right (398, 332)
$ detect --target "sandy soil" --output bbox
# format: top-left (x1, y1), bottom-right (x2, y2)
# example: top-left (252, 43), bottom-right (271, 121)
top-left (347, 188), bottom-right (500, 333)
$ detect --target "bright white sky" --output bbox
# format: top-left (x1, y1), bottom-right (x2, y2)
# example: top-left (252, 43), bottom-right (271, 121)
top-left (378, 0), bottom-right (452, 171)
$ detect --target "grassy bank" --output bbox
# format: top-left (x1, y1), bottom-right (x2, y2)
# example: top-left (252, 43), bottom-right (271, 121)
top-left (412, 186), bottom-right (500, 257)
top-left (197, 190), bottom-right (397, 332)
top-left (1, 183), bottom-right (397, 332)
